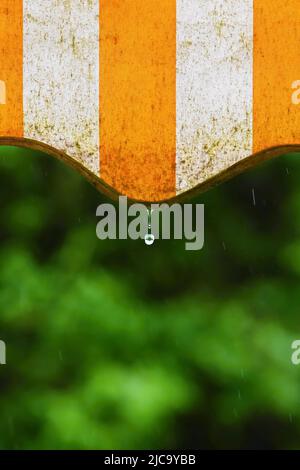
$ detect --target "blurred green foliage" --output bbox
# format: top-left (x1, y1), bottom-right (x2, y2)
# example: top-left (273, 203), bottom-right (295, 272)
top-left (0, 146), bottom-right (300, 449)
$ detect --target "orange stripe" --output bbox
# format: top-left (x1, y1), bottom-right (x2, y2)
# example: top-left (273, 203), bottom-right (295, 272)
top-left (0, 1), bottom-right (23, 137)
top-left (100, 0), bottom-right (176, 202)
top-left (253, 1), bottom-right (300, 153)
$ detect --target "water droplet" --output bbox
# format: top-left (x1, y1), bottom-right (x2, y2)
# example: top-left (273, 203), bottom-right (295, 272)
top-left (252, 188), bottom-right (256, 206)
top-left (145, 233), bottom-right (155, 245)
top-left (144, 208), bottom-right (155, 245)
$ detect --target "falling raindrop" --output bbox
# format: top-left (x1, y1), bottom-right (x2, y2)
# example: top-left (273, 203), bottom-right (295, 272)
top-left (144, 208), bottom-right (155, 246)
top-left (252, 188), bottom-right (256, 206)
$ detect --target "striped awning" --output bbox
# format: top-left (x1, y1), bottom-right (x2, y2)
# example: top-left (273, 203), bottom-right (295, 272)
top-left (0, 1), bottom-right (299, 202)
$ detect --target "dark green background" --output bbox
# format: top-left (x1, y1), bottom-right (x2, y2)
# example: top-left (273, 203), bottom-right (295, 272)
top-left (0, 146), bottom-right (299, 449)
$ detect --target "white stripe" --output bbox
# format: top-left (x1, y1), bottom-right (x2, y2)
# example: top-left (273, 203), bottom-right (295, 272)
top-left (176, 0), bottom-right (253, 194)
top-left (23, 0), bottom-right (100, 174)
